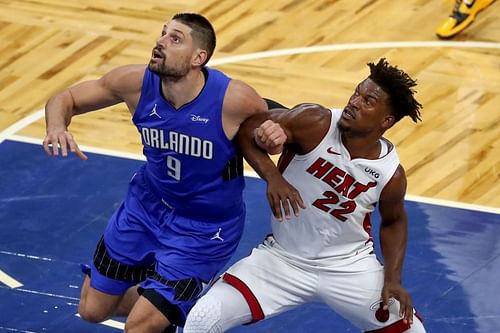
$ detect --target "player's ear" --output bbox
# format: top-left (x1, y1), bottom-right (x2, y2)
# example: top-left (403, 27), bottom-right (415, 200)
top-left (381, 114), bottom-right (395, 130)
top-left (192, 49), bottom-right (207, 67)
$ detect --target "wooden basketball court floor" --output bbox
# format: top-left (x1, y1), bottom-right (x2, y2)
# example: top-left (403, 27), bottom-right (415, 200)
top-left (0, 0), bottom-right (499, 332)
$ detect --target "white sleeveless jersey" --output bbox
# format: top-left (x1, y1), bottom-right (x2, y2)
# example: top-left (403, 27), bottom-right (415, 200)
top-left (271, 108), bottom-right (400, 261)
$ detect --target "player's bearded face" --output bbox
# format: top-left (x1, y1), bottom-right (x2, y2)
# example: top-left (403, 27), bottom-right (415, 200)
top-left (148, 49), bottom-right (191, 78)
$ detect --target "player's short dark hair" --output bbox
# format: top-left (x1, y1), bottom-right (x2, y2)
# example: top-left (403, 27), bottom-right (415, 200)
top-left (173, 13), bottom-right (216, 66)
top-left (368, 58), bottom-right (422, 123)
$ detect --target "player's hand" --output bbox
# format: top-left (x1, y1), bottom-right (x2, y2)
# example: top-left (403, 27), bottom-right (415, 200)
top-left (266, 173), bottom-right (306, 221)
top-left (254, 120), bottom-right (286, 155)
top-left (43, 129), bottom-right (88, 160)
top-left (381, 281), bottom-right (413, 325)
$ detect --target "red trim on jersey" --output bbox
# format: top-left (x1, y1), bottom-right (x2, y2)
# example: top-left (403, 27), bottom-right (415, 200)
top-left (222, 273), bottom-right (265, 323)
top-left (364, 318), bottom-right (411, 333)
top-left (363, 213), bottom-right (374, 244)
top-left (277, 148), bottom-right (295, 173)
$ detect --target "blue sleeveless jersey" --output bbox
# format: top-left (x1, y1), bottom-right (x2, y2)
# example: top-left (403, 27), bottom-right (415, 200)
top-left (132, 67), bottom-right (245, 221)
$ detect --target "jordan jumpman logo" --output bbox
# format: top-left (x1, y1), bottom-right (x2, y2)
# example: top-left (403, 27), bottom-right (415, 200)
top-left (149, 103), bottom-right (162, 119)
top-left (210, 228), bottom-right (224, 241)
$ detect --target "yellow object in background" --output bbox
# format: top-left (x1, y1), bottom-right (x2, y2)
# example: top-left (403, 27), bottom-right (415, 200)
top-left (436, 0), bottom-right (496, 38)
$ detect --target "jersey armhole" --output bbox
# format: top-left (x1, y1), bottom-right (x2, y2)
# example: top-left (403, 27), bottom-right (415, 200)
top-left (132, 68), bottom-right (152, 122)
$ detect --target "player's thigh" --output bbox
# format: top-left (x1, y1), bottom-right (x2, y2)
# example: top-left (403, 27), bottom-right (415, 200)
top-left (184, 280), bottom-right (253, 332)
top-left (78, 275), bottom-right (125, 322)
top-left (126, 295), bottom-right (170, 332)
top-left (223, 245), bottom-right (318, 320)
top-left (318, 255), bottom-right (406, 331)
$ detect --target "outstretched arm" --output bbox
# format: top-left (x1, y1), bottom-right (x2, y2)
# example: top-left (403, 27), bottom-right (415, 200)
top-left (378, 165), bottom-right (413, 325)
top-left (43, 64), bottom-right (144, 160)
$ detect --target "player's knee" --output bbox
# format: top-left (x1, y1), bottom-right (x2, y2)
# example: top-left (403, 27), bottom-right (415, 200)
top-left (78, 303), bottom-right (109, 323)
top-left (184, 294), bottom-right (223, 333)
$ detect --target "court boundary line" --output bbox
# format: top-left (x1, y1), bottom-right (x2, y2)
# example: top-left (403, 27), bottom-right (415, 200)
top-left (1, 40), bottom-right (499, 214)
top-left (6, 134), bottom-right (500, 215)
top-left (0, 109), bottom-right (45, 145)
top-left (209, 41), bottom-right (500, 66)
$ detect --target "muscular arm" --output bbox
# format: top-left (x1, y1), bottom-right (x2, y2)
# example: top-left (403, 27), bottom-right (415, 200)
top-left (378, 165), bottom-right (413, 324)
top-left (238, 103), bottom-right (331, 173)
top-left (43, 65), bottom-right (145, 159)
top-left (236, 104), bottom-right (330, 219)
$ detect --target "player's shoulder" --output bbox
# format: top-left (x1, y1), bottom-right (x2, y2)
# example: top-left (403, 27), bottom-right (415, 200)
top-left (391, 164), bottom-right (406, 182)
top-left (289, 103), bottom-right (331, 123)
top-left (101, 64), bottom-right (147, 93)
top-left (227, 79), bottom-right (259, 97)
top-left (381, 164), bottom-right (407, 202)
top-left (292, 102), bottom-right (330, 112)
top-left (224, 79), bottom-right (266, 115)
top-left (105, 64), bottom-right (146, 82)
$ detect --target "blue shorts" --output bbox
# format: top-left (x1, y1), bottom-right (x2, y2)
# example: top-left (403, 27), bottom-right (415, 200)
top-left (89, 168), bottom-right (245, 322)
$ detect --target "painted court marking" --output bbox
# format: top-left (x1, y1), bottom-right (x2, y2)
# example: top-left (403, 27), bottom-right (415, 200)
top-left (75, 314), bottom-right (124, 330)
top-left (0, 269), bottom-right (23, 288)
top-left (0, 326), bottom-right (37, 333)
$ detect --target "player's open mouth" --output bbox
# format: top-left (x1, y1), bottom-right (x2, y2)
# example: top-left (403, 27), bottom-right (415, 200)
top-left (342, 108), bottom-right (355, 119)
top-left (152, 48), bottom-right (164, 59)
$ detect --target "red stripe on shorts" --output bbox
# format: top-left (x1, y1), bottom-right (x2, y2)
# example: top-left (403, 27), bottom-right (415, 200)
top-left (222, 273), bottom-right (265, 323)
top-left (365, 318), bottom-right (411, 333)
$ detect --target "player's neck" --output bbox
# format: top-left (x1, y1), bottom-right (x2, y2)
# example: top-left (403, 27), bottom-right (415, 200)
top-left (161, 69), bottom-right (205, 109)
top-left (341, 133), bottom-right (381, 160)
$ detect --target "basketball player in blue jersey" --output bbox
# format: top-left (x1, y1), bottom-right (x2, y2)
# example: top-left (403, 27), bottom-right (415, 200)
top-left (43, 13), bottom-right (285, 333)
top-left (184, 59), bottom-right (427, 333)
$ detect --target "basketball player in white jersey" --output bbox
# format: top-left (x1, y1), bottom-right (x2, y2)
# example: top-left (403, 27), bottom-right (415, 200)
top-left (183, 58), bottom-right (427, 333)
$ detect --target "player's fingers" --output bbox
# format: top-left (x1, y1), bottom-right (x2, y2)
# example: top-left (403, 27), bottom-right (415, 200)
top-left (288, 190), bottom-right (304, 217)
top-left (405, 307), bottom-right (414, 325)
top-left (73, 144), bottom-right (88, 160)
top-left (267, 192), bottom-right (276, 217)
top-left (289, 195), bottom-right (300, 217)
top-left (281, 196), bottom-right (291, 220)
top-left (267, 122), bottom-right (285, 138)
top-left (58, 135), bottom-right (69, 157)
top-left (66, 134), bottom-right (88, 160)
top-left (256, 123), bottom-right (271, 139)
top-left (265, 131), bottom-right (284, 147)
top-left (401, 298), bottom-right (413, 324)
top-left (51, 139), bottom-right (60, 156)
top-left (258, 131), bottom-right (272, 146)
top-left (297, 192), bottom-right (306, 209)
top-left (268, 192), bottom-right (283, 221)
top-left (266, 131), bottom-right (285, 146)
top-left (274, 132), bottom-right (287, 145)
top-left (259, 120), bottom-right (274, 130)
top-left (254, 127), bottom-right (264, 140)
top-left (381, 291), bottom-right (390, 311)
top-left (261, 124), bottom-right (281, 142)
top-left (42, 138), bottom-right (53, 156)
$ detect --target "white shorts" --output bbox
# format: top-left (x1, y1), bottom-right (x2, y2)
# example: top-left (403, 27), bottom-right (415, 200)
top-left (223, 236), bottom-right (412, 331)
